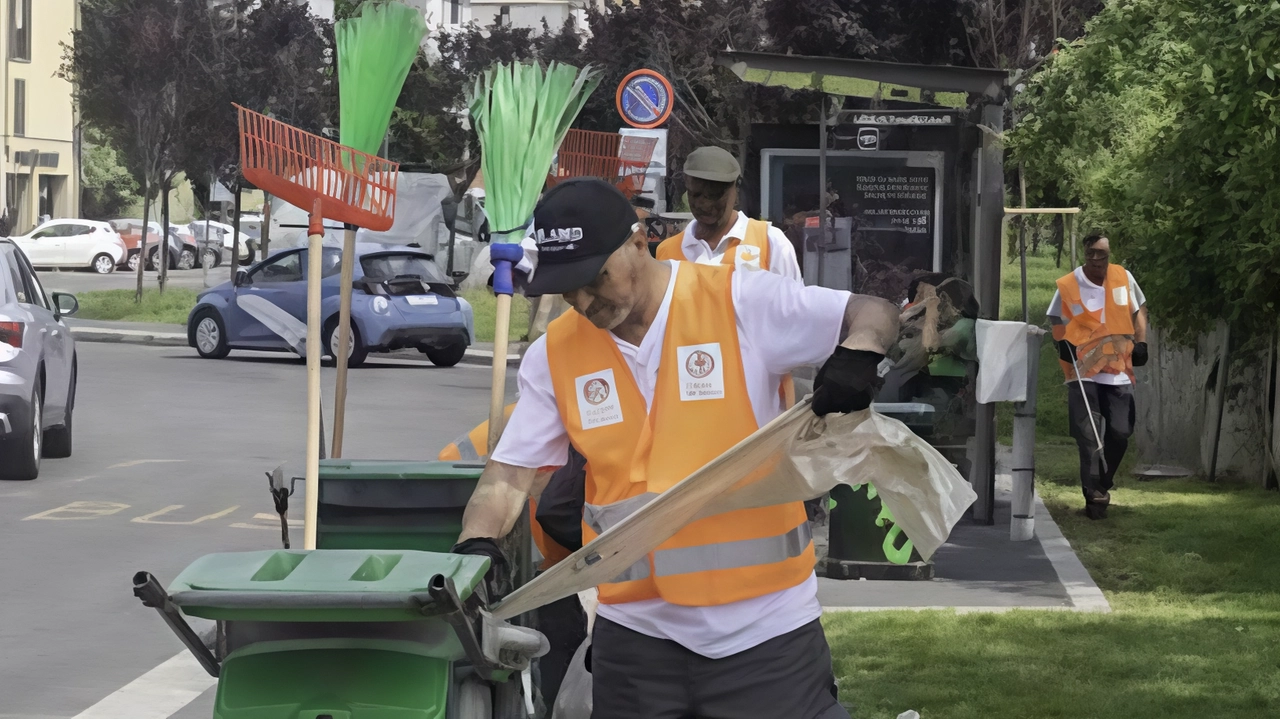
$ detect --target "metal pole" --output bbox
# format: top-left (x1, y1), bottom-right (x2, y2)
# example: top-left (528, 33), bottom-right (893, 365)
top-left (1070, 213), bottom-right (1077, 268)
top-left (1208, 321), bottom-right (1231, 483)
top-left (1020, 212), bottom-right (1029, 324)
top-left (303, 200), bottom-right (324, 550)
top-left (332, 226), bottom-right (357, 458)
top-left (972, 102), bottom-right (1005, 524)
top-left (1011, 326), bottom-right (1045, 540)
top-left (816, 97), bottom-right (829, 287)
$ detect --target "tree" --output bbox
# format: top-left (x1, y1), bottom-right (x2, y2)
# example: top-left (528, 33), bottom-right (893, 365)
top-left (80, 126), bottom-right (140, 220)
top-left (1010, 0), bottom-right (1280, 338)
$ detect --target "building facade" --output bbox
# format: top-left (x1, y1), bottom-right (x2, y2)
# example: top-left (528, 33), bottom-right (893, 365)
top-left (1, 0), bottom-right (80, 234)
top-left (308, 0), bottom-right (587, 33)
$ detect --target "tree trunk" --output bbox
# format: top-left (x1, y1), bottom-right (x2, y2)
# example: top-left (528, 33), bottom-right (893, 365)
top-left (160, 179), bottom-right (170, 293)
top-left (137, 177), bottom-right (150, 303)
top-left (230, 180), bottom-right (242, 282)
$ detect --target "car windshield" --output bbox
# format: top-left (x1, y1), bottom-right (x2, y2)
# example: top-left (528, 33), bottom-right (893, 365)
top-left (360, 253), bottom-right (446, 283)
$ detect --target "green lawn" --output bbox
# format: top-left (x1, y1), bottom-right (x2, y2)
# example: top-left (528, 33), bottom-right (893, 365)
top-left (72, 287), bottom-right (532, 343)
top-left (75, 289), bottom-right (197, 325)
top-left (462, 288), bottom-right (530, 343)
top-left (823, 249), bottom-right (1280, 718)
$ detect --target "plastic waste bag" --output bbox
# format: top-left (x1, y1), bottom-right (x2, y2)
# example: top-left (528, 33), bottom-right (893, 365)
top-left (494, 400), bottom-right (975, 620)
top-left (975, 319), bottom-right (1031, 403)
top-left (897, 712), bottom-right (921, 719)
top-left (551, 638), bottom-right (592, 719)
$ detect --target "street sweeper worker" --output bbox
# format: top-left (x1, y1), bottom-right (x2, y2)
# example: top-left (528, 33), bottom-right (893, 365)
top-left (1048, 232), bottom-right (1149, 520)
top-left (657, 145), bottom-right (801, 280)
top-left (659, 144), bottom-right (803, 407)
top-left (452, 178), bottom-right (898, 718)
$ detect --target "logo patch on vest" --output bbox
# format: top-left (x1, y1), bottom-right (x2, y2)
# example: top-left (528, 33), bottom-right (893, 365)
top-left (1113, 286), bottom-right (1128, 306)
top-left (575, 369), bottom-right (623, 429)
top-left (734, 244), bottom-right (762, 271)
top-left (676, 343), bottom-right (725, 401)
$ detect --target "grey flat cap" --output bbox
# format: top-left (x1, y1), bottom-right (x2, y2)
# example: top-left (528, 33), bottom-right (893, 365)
top-left (684, 146), bottom-right (740, 183)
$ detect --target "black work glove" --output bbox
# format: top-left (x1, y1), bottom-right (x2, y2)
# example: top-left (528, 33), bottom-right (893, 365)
top-left (1132, 341), bottom-right (1149, 367)
top-left (1057, 339), bottom-right (1078, 364)
top-left (812, 348), bottom-right (884, 417)
top-left (451, 537), bottom-right (508, 586)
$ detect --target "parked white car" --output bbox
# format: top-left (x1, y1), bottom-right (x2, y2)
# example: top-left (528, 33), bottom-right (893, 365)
top-left (9, 220), bottom-right (126, 274)
top-left (195, 220), bottom-right (257, 266)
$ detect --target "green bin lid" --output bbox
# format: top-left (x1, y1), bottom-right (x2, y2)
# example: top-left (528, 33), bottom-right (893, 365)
top-left (167, 550), bottom-right (488, 622)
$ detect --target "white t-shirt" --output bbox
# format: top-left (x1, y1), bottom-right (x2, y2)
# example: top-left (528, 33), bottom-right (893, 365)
top-left (492, 261), bottom-right (850, 658)
top-left (1047, 266), bottom-right (1146, 386)
top-left (678, 211), bottom-right (802, 281)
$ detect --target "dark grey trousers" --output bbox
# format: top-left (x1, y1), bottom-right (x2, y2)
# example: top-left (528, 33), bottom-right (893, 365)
top-left (1067, 381), bottom-right (1136, 500)
top-left (591, 617), bottom-right (850, 719)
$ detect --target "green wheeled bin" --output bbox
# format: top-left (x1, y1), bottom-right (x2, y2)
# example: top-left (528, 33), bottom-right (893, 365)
top-left (313, 460), bottom-right (485, 553)
top-left (133, 549), bottom-right (547, 719)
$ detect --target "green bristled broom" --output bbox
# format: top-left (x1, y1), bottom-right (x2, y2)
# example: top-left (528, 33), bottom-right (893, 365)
top-left (331, 0), bottom-right (427, 457)
top-left (469, 61), bottom-right (601, 453)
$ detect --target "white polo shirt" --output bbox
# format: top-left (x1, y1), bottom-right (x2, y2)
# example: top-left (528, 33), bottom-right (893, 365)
top-left (679, 211), bottom-right (802, 281)
top-left (492, 261), bottom-right (850, 658)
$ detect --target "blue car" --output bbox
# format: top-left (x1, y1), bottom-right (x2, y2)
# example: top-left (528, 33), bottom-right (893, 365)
top-left (187, 243), bottom-right (474, 367)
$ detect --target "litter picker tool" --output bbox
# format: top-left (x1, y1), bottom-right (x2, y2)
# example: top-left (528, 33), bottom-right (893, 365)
top-left (1069, 350), bottom-right (1108, 478)
top-left (467, 61), bottom-right (601, 453)
top-left (331, 1), bottom-right (427, 458)
top-left (236, 105), bottom-right (398, 549)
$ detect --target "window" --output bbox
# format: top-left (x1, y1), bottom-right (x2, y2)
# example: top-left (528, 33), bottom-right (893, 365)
top-left (249, 251), bottom-right (303, 283)
top-left (449, 0), bottom-right (459, 24)
top-left (15, 249), bottom-right (48, 309)
top-left (360, 253), bottom-right (447, 283)
top-left (9, 0), bottom-right (30, 62)
top-left (3, 249), bottom-right (27, 304)
top-left (319, 248), bottom-right (343, 278)
top-left (31, 225), bottom-right (64, 240)
top-left (13, 79), bottom-right (24, 137)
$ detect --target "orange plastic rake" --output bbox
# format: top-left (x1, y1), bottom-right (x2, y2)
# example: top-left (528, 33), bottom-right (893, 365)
top-left (236, 104), bottom-right (399, 232)
top-left (236, 105), bottom-right (402, 550)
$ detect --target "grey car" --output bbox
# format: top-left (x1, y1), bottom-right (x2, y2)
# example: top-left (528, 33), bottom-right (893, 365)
top-left (0, 240), bottom-right (79, 480)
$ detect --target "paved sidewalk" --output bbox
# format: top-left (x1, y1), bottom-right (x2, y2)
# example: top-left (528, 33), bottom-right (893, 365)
top-left (64, 317), bottom-right (524, 364)
top-left (818, 450), bottom-right (1109, 613)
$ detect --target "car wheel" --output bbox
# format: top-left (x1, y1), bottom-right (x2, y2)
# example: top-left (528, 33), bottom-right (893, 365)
top-left (425, 341), bottom-right (467, 368)
top-left (43, 362), bottom-right (74, 459)
top-left (92, 253), bottom-right (116, 274)
top-left (324, 318), bottom-right (368, 368)
top-left (0, 380), bottom-right (41, 480)
top-left (201, 248), bottom-right (219, 269)
top-left (177, 249), bottom-right (196, 270)
top-left (148, 247), bottom-right (162, 271)
top-left (192, 309), bottom-right (230, 359)
top-left (127, 252), bottom-right (140, 272)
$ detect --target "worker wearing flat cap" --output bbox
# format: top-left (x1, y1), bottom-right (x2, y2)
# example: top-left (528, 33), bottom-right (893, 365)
top-left (454, 178), bottom-right (898, 718)
top-left (657, 145), bottom-right (801, 280)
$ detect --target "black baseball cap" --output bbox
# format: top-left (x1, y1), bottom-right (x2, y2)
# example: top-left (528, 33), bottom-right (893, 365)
top-left (523, 178), bottom-right (639, 296)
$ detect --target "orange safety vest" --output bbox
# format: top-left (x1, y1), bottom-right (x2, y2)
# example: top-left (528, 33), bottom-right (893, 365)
top-left (656, 217), bottom-right (773, 271)
top-left (1052, 264), bottom-right (1136, 383)
top-left (438, 404), bottom-right (573, 571)
top-left (656, 219), bottom-right (795, 408)
top-left (545, 262), bottom-right (813, 607)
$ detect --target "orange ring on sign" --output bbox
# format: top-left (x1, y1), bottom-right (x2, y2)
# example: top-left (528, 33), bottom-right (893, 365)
top-left (616, 69), bottom-right (674, 129)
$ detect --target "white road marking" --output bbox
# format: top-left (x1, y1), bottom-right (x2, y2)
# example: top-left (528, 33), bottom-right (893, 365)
top-left (109, 459), bottom-right (187, 469)
top-left (24, 501), bottom-right (130, 521)
top-left (131, 505), bottom-right (240, 525)
top-left (71, 651), bottom-right (214, 719)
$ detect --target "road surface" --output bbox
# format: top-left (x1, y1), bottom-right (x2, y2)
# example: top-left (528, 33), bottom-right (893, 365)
top-left (0, 341), bottom-right (513, 718)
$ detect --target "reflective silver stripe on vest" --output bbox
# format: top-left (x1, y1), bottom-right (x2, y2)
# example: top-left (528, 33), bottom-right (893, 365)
top-left (582, 492), bottom-right (660, 534)
top-left (652, 521), bottom-right (813, 578)
top-left (454, 435), bottom-right (482, 461)
top-left (610, 558), bottom-right (651, 583)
